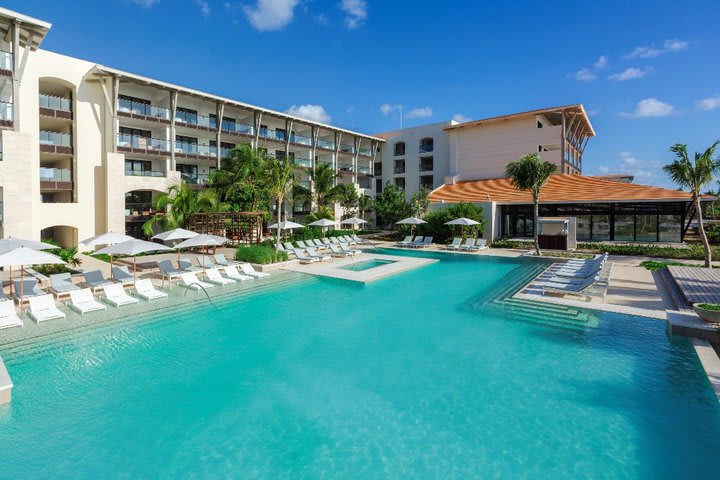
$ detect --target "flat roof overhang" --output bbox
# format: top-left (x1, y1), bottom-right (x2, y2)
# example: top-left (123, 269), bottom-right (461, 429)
top-left (0, 7), bottom-right (51, 51)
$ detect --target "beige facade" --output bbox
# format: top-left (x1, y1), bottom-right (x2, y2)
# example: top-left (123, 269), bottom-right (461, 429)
top-left (0, 7), bottom-right (381, 248)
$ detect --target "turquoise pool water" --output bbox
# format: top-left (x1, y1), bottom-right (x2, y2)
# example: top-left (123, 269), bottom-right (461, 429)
top-left (1, 251), bottom-right (719, 478)
top-left (340, 258), bottom-right (395, 271)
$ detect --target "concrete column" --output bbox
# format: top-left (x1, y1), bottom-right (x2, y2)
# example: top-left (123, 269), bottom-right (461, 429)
top-left (169, 91), bottom-right (177, 171)
top-left (11, 21), bottom-right (19, 131)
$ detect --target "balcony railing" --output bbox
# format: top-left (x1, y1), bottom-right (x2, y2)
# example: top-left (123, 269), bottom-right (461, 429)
top-left (39, 93), bottom-right (71, 112)
top-left (339, 144), bottom-right (355, 154)
top-left (222, 122), bottom-right (254, 136)
top-left (125, 203), bottom-right (154, 216)
top-left (220, 147), bottom-right (233, 158)
top-left (419, 163), bottom-right (434, 172)
top-left (419, 144), bottom-right (434, 153)
top-left (176, 111), bottom-right (216, 129)
top-left (338, 163), bottom-right (354, 171)
top-left (0, 50), bottom-right (11, 72)
top-left (0, 101), bottom-right (11, 121)
top-left (394, 166), bottom-right (405, 174)
top-left (117, 133), bottom-right (170, 152)
top-left (293, 157), bottom-right (312, 168)
top-left (181, 173), bottom-right (210, 185)
top-left (40, 167), bottom-right (72, 182)
top-left (125, 169), bottom-right (166, 178)
top-left (297, 180), bottom-right (311, 190)
top-left (175, 141), bottom-right (215, 157)
top-left (118, 99), bottom-right (170, 120)
top-left (290, 133), bottom-right (312, 146)
top-left (359, 148), bottom-right (372, 156)
top-left (40, 131), bottom-right (72, 147)
top-left (358, 165), bottom-right (371, 175)
top-left (258, 127), bottom-right (287, 142)
top-left (316, 139), bottom-right (335, 150)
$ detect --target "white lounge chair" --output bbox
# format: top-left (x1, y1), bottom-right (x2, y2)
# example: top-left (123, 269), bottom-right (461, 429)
top-left (134, 279), bottom-right (168, 300)
top-left (458, 238), bottom-right (476, 251)
top-left (340, 244), bottom-right (362, 255)
top-left (68, 288), bottom-right (107, 315)
top-left (28, 294), bottom-right (66, 323)
top-left (329, 244), bottom-right (353, 257)
top-left (103, 283), bottom-right (139, 307)
top-left (180, 272), bottom-right (214, 290)
top-left (205, 268), bottom-right (235, 285)
top-left (469, 239), bottom-right (488, 251)
top-left (446, 238), bottom-right (462, 250)
top-left (222, 266), bottom-right (252, 281)
top-left (213, 253), bottom-right (239, 266)
top-left (157, 260), bottom-right (183, 283)
top-left (395, 236), bottom-right (413, 247)
top-left (178, 259), bottom-right (202, 273)
top-left (49, 273), bottom-right (80, 296)
top-left (82, 270), bottom-right (114, 291)
top-left (305, 246), bottom-right (331, 262)
top-left (238, 263), bottom-right (270, 278)
top-left (0, 300), bottom-right (23, 329)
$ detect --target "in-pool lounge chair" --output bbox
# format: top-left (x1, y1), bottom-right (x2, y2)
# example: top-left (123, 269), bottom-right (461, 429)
top-left (111, 266), bottom-right (135, 286)
top-left (103, 283), bottom-right (139, 307)
top-left (537, 275), bottom-right (600, 296)
top-left (214, 253), bottom-right (239, 267)
top-left (28, 294), bottom-right (66, 323)
top-left (222, 266), bottom-right (253, 281)
top-left (68, 288), bottom-right (107, 315)
top-left (446, 238), bottom-right (462, 250)
top-left (82, 270), bottom-right (114, 291)
top-left (396, 236), bottom-right (413, 247)
top-left (0, 300), bottom-right (23, 329)
top-left (305, 246), bottom-right (331, 262)
top-left (178, 259), bottom-right (202, 273)
top-left (50, 273), bottom-right (80, 297)
top-left (180, 272), bottom-right (214, 290)
top-left (134, 279), bottom-right (168, 301)
top-left (238, 263), bottom-right (270, 278)
top-left (205, 268), bottom-right (235, 285)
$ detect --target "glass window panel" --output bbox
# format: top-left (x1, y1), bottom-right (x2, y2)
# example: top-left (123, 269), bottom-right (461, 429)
top-left (592, 214), bottom-right (610, 241)
top-left (635, 214), bottom-right (658, 242)
top-left (659, 215), bottom-right (682, 242)
top-left (576, 215), bottom-right (591, 241)
top-left (614, 215), bottom-right (634, 241)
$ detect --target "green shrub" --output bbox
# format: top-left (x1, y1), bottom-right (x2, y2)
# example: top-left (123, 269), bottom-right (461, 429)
top-left (639, 260), bottom-right (704, 271)
top-left (235, 245), bottom-right (288, 264)
top-left (413, 202), bottom-right (486, 244)
top-left (577, 242), bottom-right (719, 260)
top-left (490, 239), bottom-right (535, 249)
top-left (696, 303), bottom-right (720, 311)
top-left (287, 228), bottom-right (358, 242)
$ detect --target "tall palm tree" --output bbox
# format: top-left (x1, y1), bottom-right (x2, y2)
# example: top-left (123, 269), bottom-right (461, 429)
top-left (294, 163), bottom-right (344, 212)
top-left (505, 153), bottom-right (557, 255)
top-left (663, 141), bottom-right (720, 268)
top-left (264, 156), bottom-right (298, 250)
top-left (358, 194), bottom-right (373, 221)
top-left (208, 144), bottom-right (267, 211)
top-left (142, 182), bottom-right (227, 236)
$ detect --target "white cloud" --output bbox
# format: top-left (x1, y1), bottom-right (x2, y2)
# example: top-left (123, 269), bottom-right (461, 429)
top-left (195, 0), bottom-right (210, 16)
top-left (345, 106), bottom-right (355, 114)
top-left (695, 94), bottom-right (720, 111)
top-left (380, 104), bottom-right (402, 115)
top-left (621, 98), bottom-right (674, 118)
top-left (452, 113), bottom-right (471, 123)
top-left (611, 151), bottom-right (662, 180)
top-left (405, 107), bottom-right (432, 119)
top-left (608, 67), bottom-right (652, 81)
top-left (570, 68), bottom-right (596, 81)
top-left (594, 55), bottom-right (609, 69)
top-left (132, 0), bottom-right (159, 6)
top-left (625, 39), bottom-right (688, 59)
top-left (285, 104), bottom-right (331, 123)
top-left (243, 0), bottom-right (299, 31)
top-left (340, 0), bottom-right (367, 29)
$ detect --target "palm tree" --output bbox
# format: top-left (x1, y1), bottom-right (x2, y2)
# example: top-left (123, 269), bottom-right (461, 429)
top-left (358, 194), bottom-right (373, 221)
top-left (294, 163), bottom-right (344, 213)
top-left (208, 144), bottom-right (267, 211)
top-left (264, 156), bottom-right (298, 250)
top-left (142, 182), bottom-right (227, 236)
top-left (505, 153), bottom-right (557, 255)
top-left (663, 141), bottom-right (720, 268)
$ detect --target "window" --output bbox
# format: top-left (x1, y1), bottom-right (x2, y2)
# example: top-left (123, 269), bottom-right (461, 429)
top-left (395, 177), bottom-right (405, 190)
top-left (420, 156), bottom-right (433, 172)
top-left (175, 107), bottom-right (198, 125)
top-left (376, 178), bottom-right (383, 194)
top-left (119, 127), bottom-right (150, 138)
top-left (374, 161), bottom-right (383, 176)
top-left (394, 142), bottom-right (405, 156)
top-left (222, 116), bottom-right (236, 131)
top-left (176, 163), bottom-right (198, 183)
top-left (125, 159), bottom-right (151, 173)
top-left (419, 175), bottom-right (434, 190)
top-left (275, 128), bottom-right (286, 141)
top-left (537, 120), bottom-right (543, 128)
top-left (394, 159), bottom-right (405, 174)
top-left (419, 137), bottom-right (433, 153)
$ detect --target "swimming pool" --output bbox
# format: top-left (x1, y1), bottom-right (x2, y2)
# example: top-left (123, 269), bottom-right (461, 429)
top-left (0, 251), bottom-right (719, 478)
top-left (340, 258), bottom-right (395, 271)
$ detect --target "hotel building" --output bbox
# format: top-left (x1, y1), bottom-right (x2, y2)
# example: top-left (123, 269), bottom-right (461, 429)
top-left (0, 7), bottom-right (382, 247)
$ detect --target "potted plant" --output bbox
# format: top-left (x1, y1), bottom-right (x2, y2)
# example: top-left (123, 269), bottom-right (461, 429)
top-left (692, 303), bottom-right (720, 324)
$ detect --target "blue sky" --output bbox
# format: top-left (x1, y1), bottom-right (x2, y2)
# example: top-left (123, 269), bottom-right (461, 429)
top-left (8, 0), bottom-right (720, 188)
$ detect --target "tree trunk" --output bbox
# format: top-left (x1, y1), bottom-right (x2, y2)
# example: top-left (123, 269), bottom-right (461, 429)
top-left (275, 197), bottom-right (283, 251)
top-left (696, 196), bottom-right (712, 268)
top-left (533, 196), bottom-right (541, 256)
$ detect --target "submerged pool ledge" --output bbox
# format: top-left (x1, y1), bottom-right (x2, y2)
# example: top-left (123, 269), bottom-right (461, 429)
top-left (0, 355), bottom-right (12, 405)
top-left (284, 253), bottom-right (437, 283)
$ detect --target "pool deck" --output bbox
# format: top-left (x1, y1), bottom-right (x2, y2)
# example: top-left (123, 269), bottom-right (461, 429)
top-left (283, 252), bottom-right (437, 283)
top-left (666, 266), bottom-right (720, 306)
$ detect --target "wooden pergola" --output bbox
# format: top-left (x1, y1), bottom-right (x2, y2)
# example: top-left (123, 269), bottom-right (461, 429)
top-left (188, 212), bottom-right (265, 244)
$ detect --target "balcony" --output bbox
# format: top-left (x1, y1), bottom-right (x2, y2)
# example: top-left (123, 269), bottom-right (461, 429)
top-left (117, 99), bottom-right (170, 124)
top-left (419, 163), bottom-right (434, 172)
top-left (316, 138), bottom-right (335, 150)
top-left (221, 122), bottom-right (254, 137)
top-left (181, 173), bottom-right (210, 187)
top-left (0, 101), bottom-right (12, 126)
top-left (339, 144), bottom-right (355, 155)
top-left (393, 166), bottom-right (405, 174)
top-left (175, 111), bottom-right (217, 131)
top-left (293, 157), bottom-right (312, 168)
top-left (175, 141), bottom-right (216, 159)
top-left (357, 165), bottom-right (372, 175)
top-left (290, 133), bottom-right (312, 147)
top-left (40, 131), bottom-right (73, 155)
top-left (117, 133), bottom-right (170, 155)
top-left (419, 145), bottom-right (434, 154)
top-left (125, 169), bottom-right (166, 178)
top-left (258, 127), bottom-right (287, 143)
top-left (125, 202), bottom-right (154, 218)
top-left (39, 93), bottom-right (72, 120)
top-left (338, 163), bottom-right (354, 172)
top-left (40, 167), bottom-right (73, 190)
top-left (359, 147), bottom-right (372, 157)
top-left (0, 50), bottom-right (11, 76)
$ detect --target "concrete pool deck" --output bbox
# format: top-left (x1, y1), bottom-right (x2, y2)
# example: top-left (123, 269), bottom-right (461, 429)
top-left (283, 253), bottom-right (437, 283)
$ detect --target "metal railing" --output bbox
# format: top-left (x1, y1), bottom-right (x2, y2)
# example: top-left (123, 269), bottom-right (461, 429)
top-left (117, 133), bottom-right (170, 151)
top-left (40, 130), bottom-right (72, 147)
top-left (39, 93), bottom-right (71, 112)
top-left (125, 169), bottom-right (166, 177)
top-left (0, 101), bottom-right (10, 121)
top-left (40, 167), bottom-right (72, 182)
top-left (118, 99), bottom-right (170, 120)
top-left (0, 50), bottom-right (11, 71)
top-left (359, 148), bottom-right (372, 156)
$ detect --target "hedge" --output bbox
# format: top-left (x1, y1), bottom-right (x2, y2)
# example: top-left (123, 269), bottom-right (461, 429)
top-left (235, 245), bottom-right (288, 265)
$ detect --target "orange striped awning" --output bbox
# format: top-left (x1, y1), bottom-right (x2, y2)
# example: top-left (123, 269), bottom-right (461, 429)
top-left (428, 175), bottom-right (699, 204)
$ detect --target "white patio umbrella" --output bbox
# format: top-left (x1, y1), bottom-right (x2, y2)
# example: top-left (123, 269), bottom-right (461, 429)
top-left (80, 231), bottom-right (134, 273)
top-left (0, 247), bottom-right (64, 313)
top-left (340, 217), bottom-right (368, 231)
top-left (175, 234), bottom-right (229, 268)
top-left (396, 217), bottom-right (427, 236)
top-left (308, 218), bottom-right (339, 239)
top-left (0, 237), bottom-right (58, 295)
top-left (96, 239), bottom-right (174, 283)
top-left (152, 228), bottom-right (198, 243)
top-left (268, 221), bottom-right (305, 245)
top-left (444, 217), bottom-right (480, 237)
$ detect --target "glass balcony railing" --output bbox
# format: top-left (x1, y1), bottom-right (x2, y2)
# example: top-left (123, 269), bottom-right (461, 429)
top-left (222, 122), bottom-right (254, 135)
top-left (258, 128), bottom-right (287, 142)
top-left (181, 173), bottom-right (210, 185)
top-left (40, 130), bottom-right (72, 147)
top-left (126, 203), bottom-right (154, 215)
top-left (39, 93), bottom-right (71, 112)
top-left (339, 144), bottom-right (355, 154)
top-left (175, 141), bottom-right (214, 157)
top-left (176, 111), bottom-right (216, 129)
top-left (419, 163), bottom-right (434, 172)
top-left (0, 50), bottom-right (11, 71)
top-left (358, 165), bottom-right (371, 175)
top-left (316, 139), bottom-right (335, 150)
top-left (118, 99), bottom-right (170, 120)
top-left (359, 148), bottom-right (372, 156)
top-left (290, 133), bottom-right (312, 146)
top-left (125, 169), bottom-right (166, 178)
top-left (40, 167), bottom-right (72, 182)
top-left (394, 166), bottom-right (405, 174)
top-left (338, 163), bottom-right (354, 171)
top-left (419, 144), bottom-right (434, 153)
top-left (293, 157), bottom-right (312, 168)
top-left (297, 180), bottom-right (311, 190)
top-left (0, 101), bottom-right (12, 121)
top-left (220, 147), bottom-right (233, 158)
top-left (116, 133), bottom-right (170, 151)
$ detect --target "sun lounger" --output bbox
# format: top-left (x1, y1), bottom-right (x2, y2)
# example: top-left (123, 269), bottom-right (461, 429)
top-left (68, 288), bottom-right (107, 315)
top-left (413, 236), bottom-right (433, 248)
top-left (283, 242), bottom-right (296, 250)
top-left (197, 255), bottom-right (217, 268)
top-left (352, 234), bottom-right (374, 246)
top-left (469, 239), bottom-right (488, 251)
top-left (0, 300), bottom-right (23, 329)
top-left (180, 272), bottom-right (214, 290)
top-left (295, 240), bottom-right (308, 248)
top-left (537, 275), bottom-right (600, 295)
top-left (305, 246), bottom-right (330, 262)
top-left (396, 236), bottom-right (413, 247)
top-left (238, 263), bottom-right (271, 278)
top-left (82, 270), bottom-right (114, 291)
top-left (446, 238), bottom-right (462, 250)
top-left (407, 236), bottom-right (425, 248)
top-left (13, 278), bottom-right (46, 300)
top-left (213, 253), bottom-right (239, 266)
top-left (330, 237), bottom-right (342, 245)
top-left (458, 238), bottom-right (476, 251)
top-left (341, 235), bottom-right (357, 245)
top-left (205, 268), bottom-right (235, 285)
top-left (312, 239), bottom-right (327, 249)
top-left (222, 266), bottom-right (253, 281)
top-left (322, 238), bottom-right (332, 246)
top-left (111, 266), bottom-right (135, 285)
top-left (134, 279), bottom-right (168, 300)
top-left (102, 283), bottom-right (139, 307)
top-left (28, 294), bottom-right (66, 323)
top-left (50, 273), bottom-right (80, 296)
top-left (340, 244), bottom-right (362, 255)
top-left (293, 249), bottom-right (319, 264)
top-left (157, 260), bottom-right (183, 283)
top-left (329, 244), bottom-right (353, 257)
top-left (178, 259), bottom-right (202, 273)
